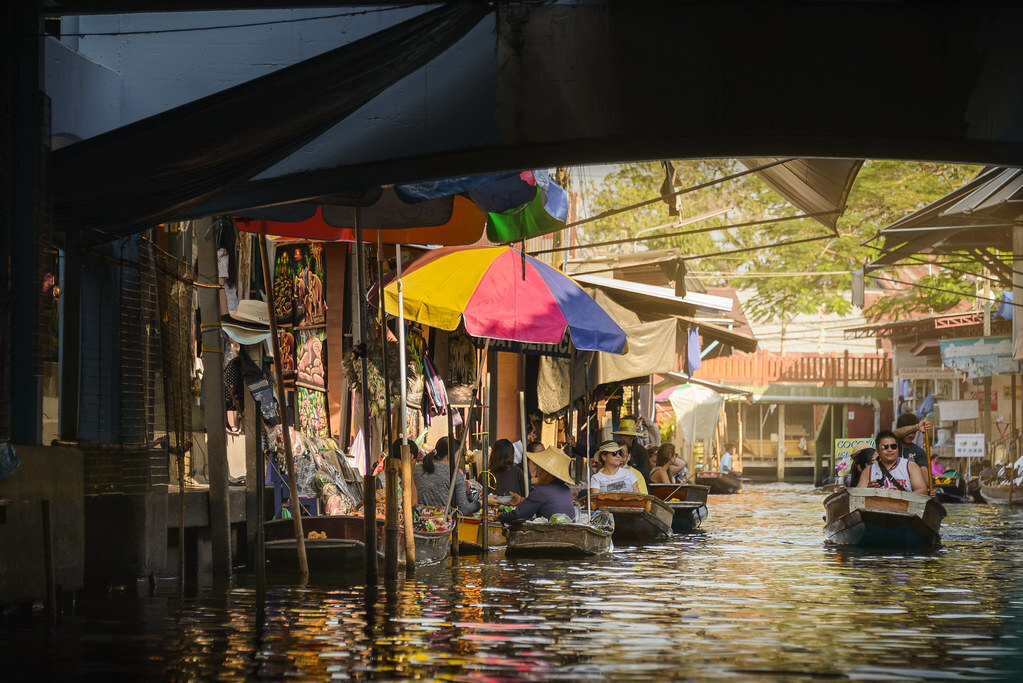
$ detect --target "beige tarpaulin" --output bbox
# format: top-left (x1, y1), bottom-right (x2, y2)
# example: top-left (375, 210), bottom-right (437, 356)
top-left (668, 383), bottom-right (723, 443)
top-left (739, 158), bottom-right (862, 229)
top-left (537, 291), bottom-right (679, 414)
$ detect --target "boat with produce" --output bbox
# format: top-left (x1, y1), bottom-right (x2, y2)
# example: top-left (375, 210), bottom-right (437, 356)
top-left (264, 515), bottom-right (386, 572)
top-left (590, 492), bottom-right (673, 543)
top-left (823, 487), bottom-right (947, 548)
top-left (696, 470), bottom-right (742, 494)
top-left (978, 482), bottom-right (1023, 505)
top-left (647, 483), bottom-right (710, 532)
top-left (505, 520), bottom-right (613, 558)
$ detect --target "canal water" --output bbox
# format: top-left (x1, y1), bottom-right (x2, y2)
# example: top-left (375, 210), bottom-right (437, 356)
top-left (4, 484), bottom-right (1023, 680)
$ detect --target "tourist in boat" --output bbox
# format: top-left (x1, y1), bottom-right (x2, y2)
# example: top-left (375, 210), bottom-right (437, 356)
top-left (483, 438), bottom-right (526, 506)
top-left (589, 440), bottom-right (640, 494)
top-left (843, 447), bottom-right (876, 487)
top-left (413, 437), bottom-right (481, 515)
top-left (649, 443), bottom-right (688, 484)
top-left (720, 443), bottom-right (736, 474)
top-left (497, 446), bottom-right (576, 523)
top-left (856, 430), bottom-right (928, 494)
top-left (613, 418), bottom-right (651, 481)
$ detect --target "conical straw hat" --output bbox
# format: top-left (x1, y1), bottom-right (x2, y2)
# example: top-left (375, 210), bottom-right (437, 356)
top-left (527, 446), bottom-right (574, 486)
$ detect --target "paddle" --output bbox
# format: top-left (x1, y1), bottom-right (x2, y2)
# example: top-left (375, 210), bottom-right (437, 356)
top-left (923, 424), bottom-right (935, 496)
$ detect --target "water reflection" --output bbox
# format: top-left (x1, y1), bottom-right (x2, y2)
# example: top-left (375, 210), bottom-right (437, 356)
top-left (3, 484), bottom-right (1023, 680)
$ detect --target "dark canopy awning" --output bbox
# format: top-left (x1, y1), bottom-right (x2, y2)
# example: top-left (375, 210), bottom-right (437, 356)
top-left (738, 158), bottom-right (863, 229)
top-left (51, 1), bottom-right (488, 239)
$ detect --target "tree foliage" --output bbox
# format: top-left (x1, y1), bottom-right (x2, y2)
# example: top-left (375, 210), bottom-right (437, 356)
top-left (583, 159), bottom-right (982, 323)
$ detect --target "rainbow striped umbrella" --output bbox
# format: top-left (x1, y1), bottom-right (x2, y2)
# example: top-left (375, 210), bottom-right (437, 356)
top-left (381, 245), bottom-right (627, 354)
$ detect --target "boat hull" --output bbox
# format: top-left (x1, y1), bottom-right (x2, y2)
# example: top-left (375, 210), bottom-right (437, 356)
top-left (457, 517), bottom-right (507, 554)
top-left (647, 484), bottom-right (710, 533)
top-left (823, 488), bottom-right (946, 548)
top-left (696, 471), bottom-right (742, 494)
top-left (264, 538), bottom-right (366, 572)
top-left (266, 515), bottom-right (451, 567)
top-left (979, 483), bottom-right (1023, 505)
top-left (505, 522), bottom-right (612, 558)
top-left (591, 492), bottom-right (673, 544)
top-left (933, 475), bottom-right (970, 504)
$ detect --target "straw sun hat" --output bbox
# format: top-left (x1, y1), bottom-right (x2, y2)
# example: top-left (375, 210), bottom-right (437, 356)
top-left (527, 446), bottom-right (575, 486)
top-left (613, 418), bottom-right (641, 436)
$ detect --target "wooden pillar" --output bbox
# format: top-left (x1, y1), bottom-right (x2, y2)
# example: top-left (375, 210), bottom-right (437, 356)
top-left (776, 404), bottom-right (786, 482)
top-left (197, 216), bottom-right (232, 582)
top-left (244, 354), bottom-right (260, 569)
top-left (736, 401), bottom-right (744, 471)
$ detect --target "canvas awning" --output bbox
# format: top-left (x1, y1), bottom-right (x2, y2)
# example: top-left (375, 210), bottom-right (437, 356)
top-left (867, 167), bottom-right (1022, 278)
top-left (656, 371), bottom-right (751, 398)
top-left (739, 158), bottom-right (863, 229)
top-left (669, 384), bottom-right (724, 443)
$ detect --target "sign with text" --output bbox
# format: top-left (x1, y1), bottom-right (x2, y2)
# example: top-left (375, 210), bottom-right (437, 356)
top-left (834, 437), bottom-right (875, 477)
top-left (954, 433), bottom-right (986, 458)
top-left (898, 366), bottom-right (961, 381)
top-left (939, 335), bottom-right (1021, 379)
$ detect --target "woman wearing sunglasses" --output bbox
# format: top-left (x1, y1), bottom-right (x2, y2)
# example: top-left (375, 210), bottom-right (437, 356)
top-left (589, 439), bottom-right (641, 495)
top-left (856, 430), bottom-right (928, 494)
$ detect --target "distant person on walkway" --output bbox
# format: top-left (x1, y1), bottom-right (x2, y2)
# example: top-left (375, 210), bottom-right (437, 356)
top-left (414, 437), bottom-right (480, 515)
top-left (720, 443), bottom-right (736, 474)
top-left (856, 430), bottom-right (928, 494)
top-left (650, 443), bottom-right (688, 484)
top-left (614, 418), bottom-right (651, 481)
top-left (843, 447), bottom-right (876, 488)
top-left (498, 446), bottom-right (576, 523)
top-left (894, 413), bottom-right (931, 470)
top-left (589, 440), bottom-right (640, 494)
top-left (482, 438), bottom-right (526, 507)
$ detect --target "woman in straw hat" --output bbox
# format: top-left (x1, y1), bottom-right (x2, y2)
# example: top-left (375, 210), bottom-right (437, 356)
top-left (497, 446), bottom-right (576, 524)
top-left (590, 439), bottom-right (640, 495)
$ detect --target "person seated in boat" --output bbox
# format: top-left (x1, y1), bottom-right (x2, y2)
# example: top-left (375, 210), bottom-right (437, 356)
top-left (589, 440), bottom-right (641, 494)
top-left (843, 447), bottom-right (876, 488)
top-left (649, 443), bottom-right (688, 484)
top-left (413, 437), bottom-right (481, 516)
top-left (497, 446), bottom-right (576, 524)
top-left (856, 430), bottom-right (928, 494)
top-left (483, 438), bottom-right (526, 507)
top-left (613, 418), bottom-right (651, 482)
top-left (617, 439), bottom-right (649, 493)
top-left (720, 443), bottom-right (736, 474)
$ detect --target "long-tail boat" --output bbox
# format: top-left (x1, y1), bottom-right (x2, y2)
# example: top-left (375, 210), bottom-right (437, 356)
top-left (978, 482), bottom-right (1023, 505)
top-left (505, 521), bottom-right (612, 558)
top-left (647, 483), bottom-right (710, 532)
top-left (590, 492), bottom-right (673, 543)
top-left (823, 487), bottom-right (947, 548)
top-left (457, 516), bottom-right (508, 554)
top-left (696, 470), bottom-right (742, 494)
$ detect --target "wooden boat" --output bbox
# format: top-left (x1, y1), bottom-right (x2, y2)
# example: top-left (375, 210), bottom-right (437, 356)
top-left (413, 528), bottom-right (452, 565)
top-left (264, 515), bottom-right (386, 572)
top-left (265, 514), bottom-right (452, 567)
top-left (457, 516), bottom-right (508, 554)
top-left (823, 487), bottom-right (947, 548)
top-left (966, 476), bottom-right (985, 503)
top-left (591, 492), bottom-right (673, 543)
top-left (978, 482), bottom-right (1023, 505)
top-left (696, 471), bottom-right (742, 494)
top-left (505, 521), bottom-right (612, 558)
top-left (647, 483), bottom-right (711, 533)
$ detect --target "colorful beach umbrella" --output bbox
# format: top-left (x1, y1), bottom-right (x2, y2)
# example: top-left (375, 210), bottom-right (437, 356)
top-left (380, 245), bottom-right (628, 354)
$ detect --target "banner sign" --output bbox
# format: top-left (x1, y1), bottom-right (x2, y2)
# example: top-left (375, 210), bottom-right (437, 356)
top-left (935, 399), bottom-right (980, 422)
top-left (898, 366), bottom-right (961, 381)
top-left (476, 336), bottom-right (571, 358)
top-left (834, 437), bottom-right (875, 477)
top-left (939, 335), bottom-right (1020, 379)
top-left (954, 433), bottom-right (986, 458)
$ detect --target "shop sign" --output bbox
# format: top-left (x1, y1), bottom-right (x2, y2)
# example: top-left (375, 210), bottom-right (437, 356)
top-left (476, 336), bottom-right (572, 358)
top-left (898, 366), bottom-right (960, 380)
top-left (939, 335), bottom-right (1021, 379)
top-left (954, 433), bottom-right (986, 458)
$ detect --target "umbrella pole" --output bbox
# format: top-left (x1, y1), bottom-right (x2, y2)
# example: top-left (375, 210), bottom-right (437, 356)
top-left (520, 355), bottom-right (529, 496)
top-left (258, 228), bottom-right (307, 578)
top-left (378, 235), bottom-right (399, 583)
top-left (584, 355), bottom-right (592, 522)
top-left (355, 218), bottom-right (378, 587)
top-left (395, 245), bottom-right (416, 574)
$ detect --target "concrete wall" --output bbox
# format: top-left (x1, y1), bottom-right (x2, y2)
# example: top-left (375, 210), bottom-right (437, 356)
top-left (0, 446), bottom-right (84, 605)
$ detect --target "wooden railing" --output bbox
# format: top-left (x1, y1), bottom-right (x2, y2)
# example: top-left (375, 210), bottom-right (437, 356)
top-left (694, 351), bottom-right (891, 387)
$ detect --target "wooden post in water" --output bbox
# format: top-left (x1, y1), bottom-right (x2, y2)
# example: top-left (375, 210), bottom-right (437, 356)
top-left (377, 237), bottom-right (399, 583)
top-left (353, 220), bottom-right (378, 587)
top-left (776, 404), bottom-right (786, 483)
top-left (392, 245), bottom-right (415, 575)
top-left (258, 229), bottom-right (308, 578)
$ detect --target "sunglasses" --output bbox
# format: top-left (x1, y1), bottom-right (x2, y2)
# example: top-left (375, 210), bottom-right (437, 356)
top-left (879, 443), bottom-right (899, 450)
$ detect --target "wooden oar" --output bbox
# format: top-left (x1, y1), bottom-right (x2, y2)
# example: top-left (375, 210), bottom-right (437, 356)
top-left (923, 425), bottom-right (935, 496)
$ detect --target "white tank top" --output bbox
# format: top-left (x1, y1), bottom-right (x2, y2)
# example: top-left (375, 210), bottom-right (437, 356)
top-left (869, 458), bottom-right (911, 491)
